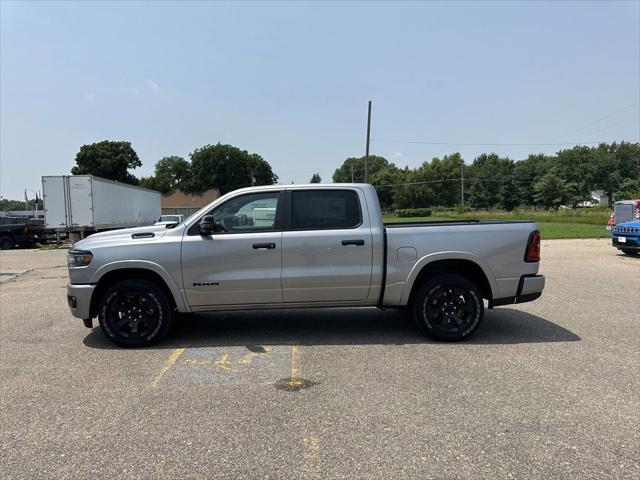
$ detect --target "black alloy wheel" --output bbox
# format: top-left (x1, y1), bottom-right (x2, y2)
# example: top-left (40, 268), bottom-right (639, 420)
top-left (98, 279), bottom-right (172, 347)
top-left (413, 274), bottom-right (484, 341)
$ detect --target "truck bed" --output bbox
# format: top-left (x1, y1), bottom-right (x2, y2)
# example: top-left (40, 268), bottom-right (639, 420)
top-left (382, 219), bottom-right (540, 306)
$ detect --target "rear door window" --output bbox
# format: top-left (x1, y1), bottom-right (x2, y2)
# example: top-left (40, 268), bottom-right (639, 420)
top-left (291, 190), bottom-right (361, 230)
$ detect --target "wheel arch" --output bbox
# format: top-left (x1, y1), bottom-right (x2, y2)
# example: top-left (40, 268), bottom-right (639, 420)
top-left (89, 265), bottom-right (188, 318)
top-left (402, 254), bottom-right (496, 307)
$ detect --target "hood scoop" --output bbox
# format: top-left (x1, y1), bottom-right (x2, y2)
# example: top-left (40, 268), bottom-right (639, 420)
top-left (132, 232), bottom-right (155, 239)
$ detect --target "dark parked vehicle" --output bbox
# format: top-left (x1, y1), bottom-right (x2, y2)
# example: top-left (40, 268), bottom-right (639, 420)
top-left (0, 218), bottom-right (41, 250)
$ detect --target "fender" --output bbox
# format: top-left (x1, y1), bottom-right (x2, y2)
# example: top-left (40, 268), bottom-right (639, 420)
top-left (399, 251), bottom-right (498, 305)
top-left (90, 260), bottom-right (190, 312)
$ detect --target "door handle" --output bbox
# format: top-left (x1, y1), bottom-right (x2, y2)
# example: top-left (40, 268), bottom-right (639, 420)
top-left (341, 239), bottom-right (365, 246)
top-left (253, 242), bottom-right (276, 250)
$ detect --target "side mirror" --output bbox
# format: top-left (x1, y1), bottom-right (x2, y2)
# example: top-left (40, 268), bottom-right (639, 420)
top-left (199, 215), bottom-right (216, 234)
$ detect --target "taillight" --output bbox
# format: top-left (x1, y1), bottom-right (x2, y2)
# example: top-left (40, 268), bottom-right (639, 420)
top-left (525, 230), bottom-right (540, 262)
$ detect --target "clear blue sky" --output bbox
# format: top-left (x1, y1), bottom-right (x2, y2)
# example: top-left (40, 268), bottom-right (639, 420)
top-left (1, 0), bottom-right (639, 199)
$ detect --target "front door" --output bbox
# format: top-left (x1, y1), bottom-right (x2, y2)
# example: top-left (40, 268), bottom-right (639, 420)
top-left (181, 190), bottom-right (283, 308)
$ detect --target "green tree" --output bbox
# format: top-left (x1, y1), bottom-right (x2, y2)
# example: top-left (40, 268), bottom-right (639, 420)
top-left (466, 153), bottom-right (514, 209)
top-left (553, 146), bottom-right (601, 206)
top-left (138, 176), bottom-right (160, 192)
top-left (0, 198), bottom-right (43, 212)
top-left (511, 154), bottom-right (550, 206)
top-left (332, 155), bottom-right (388, 183)
top-left (309, 173), bottom-right (322, 183)
top-left (393, 154), bottom-right (464, 209)
top-left (612, 141), bottom-right (640, 181)
top-left (498, 180), bottom-right (519, 211)
top-left (431, 153), bottom-right (465, 207)
top-left (188, 143), bottom-right (278, 194)
top-left (533, 172), bottom-right (576, 210)
top-left (614, 178), bottom-right (640, 200)
top-left (597, 142), bottom-right (640, 203)
top-left (370, 164), bottom-right (407, 209)
top-left (140, 156), bottom-right (191, 193)
top-left (71, 140), bottom-right (141, 185)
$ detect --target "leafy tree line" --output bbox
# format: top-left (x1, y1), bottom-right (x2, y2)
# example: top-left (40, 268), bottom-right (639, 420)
top-left (333, 142), bottom-right (640, 210)
top-left (0, 198), bottom-right (43, 212)
top-left (70, 140), bottom-right (278, 195)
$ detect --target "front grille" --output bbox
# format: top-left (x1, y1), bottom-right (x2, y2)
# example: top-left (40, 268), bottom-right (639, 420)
top-left (613, 227), bottom-right (640, 234)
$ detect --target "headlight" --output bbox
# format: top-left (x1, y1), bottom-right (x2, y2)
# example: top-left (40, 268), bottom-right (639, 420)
top-left (67, 250), bottom-right (93, 267)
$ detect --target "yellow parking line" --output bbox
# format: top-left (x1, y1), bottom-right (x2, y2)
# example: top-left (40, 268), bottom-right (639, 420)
top-left (302, 435), bottom-right (320, 479)
top-left (291, 345), bottom-right (300, 378)
top-left (149, 347), bottom-right (186, 388)
top-left (288, 345), bottom-right (302, 388)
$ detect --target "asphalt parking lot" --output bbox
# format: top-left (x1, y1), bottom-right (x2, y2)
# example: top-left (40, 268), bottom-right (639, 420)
top-left (0, 239), bottom-right (638, 479)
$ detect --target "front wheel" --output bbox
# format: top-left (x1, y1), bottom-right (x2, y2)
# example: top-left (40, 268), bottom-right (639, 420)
top-left (0, 235), bottom-right (15, 250)
top-left (98, 279), bottom-right (173, 347)
top-left (413, 274), bottom-right (484, 341)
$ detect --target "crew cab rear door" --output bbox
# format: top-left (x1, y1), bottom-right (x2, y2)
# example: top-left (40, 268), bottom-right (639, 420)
top-left (281, 188), bottom-right (373, 302)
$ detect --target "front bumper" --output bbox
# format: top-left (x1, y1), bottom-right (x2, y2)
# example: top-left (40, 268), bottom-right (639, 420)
top-left (612, 235), bottom-right (640, 251)
top-left (67, 284), bottom-right (96, 320)
top-left (491, 274), bottom-right (545, 307)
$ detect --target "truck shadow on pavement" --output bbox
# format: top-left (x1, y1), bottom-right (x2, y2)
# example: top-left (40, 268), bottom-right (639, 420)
top-left (83, 307), bottom-right (580, 349)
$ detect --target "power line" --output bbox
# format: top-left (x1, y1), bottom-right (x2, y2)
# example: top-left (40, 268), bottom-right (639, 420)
top-left (374, 177), bottom-right (627, 188)
top-left (552, 103), bottom-right (639, 142)
top-left (370, 139), bottom-right (634, 147)
top-left (569, 112), bottom-right (640, 140)
top-left (375, 179), bottom-right (460, 188)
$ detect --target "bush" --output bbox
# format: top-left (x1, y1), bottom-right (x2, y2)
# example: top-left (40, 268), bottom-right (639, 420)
top-left (395, 208), bottom-right (432, 217)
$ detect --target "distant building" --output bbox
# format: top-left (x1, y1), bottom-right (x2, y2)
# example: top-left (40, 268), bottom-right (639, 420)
top-left (578, 191), bottom-right (610, 208)
top-left (591, 190), bottom-right (609, 207)
top-left (161, 189), bottom-right (220, 216)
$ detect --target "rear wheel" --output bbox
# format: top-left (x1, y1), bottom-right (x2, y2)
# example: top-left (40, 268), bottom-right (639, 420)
top-left (98, 279), bottom-right (173, 347)
top-left (413, 274), bottom-right (484, 341)
top-left (0, 235), bottom-right (14, 250)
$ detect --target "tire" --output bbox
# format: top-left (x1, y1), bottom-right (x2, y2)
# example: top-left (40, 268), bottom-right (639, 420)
top-left (621, 249), bottom-right (639, 256)
top-left (412, 274), bottom-right (484, 342)
top-left (97, 279), bottom-right (173, 347)
top-left (0, 235), bottom-right (15, 250)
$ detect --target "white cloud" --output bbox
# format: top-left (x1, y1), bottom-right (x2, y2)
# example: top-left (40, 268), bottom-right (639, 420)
top-left (393, 152), bottom-right (403, 158)
top-left (147, 79), bottom-right (160, 91)
top-left (83, 92), bottom-right (96, 101)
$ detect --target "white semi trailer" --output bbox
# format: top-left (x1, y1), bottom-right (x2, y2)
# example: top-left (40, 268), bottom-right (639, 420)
top-left (42, 175), bottom-right (161, 242)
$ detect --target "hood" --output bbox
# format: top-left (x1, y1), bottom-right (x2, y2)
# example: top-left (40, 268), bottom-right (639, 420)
top-left (615, 220), bottom-right (640, 228)
top-left (72, 224), bottom-right (173, 250)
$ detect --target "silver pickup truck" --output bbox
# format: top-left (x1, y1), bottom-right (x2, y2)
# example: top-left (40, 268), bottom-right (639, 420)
top-left (67, 184), bottom-right (545, 347)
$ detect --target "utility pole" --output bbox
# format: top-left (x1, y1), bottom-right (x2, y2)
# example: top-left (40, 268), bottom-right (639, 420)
top-left (460, 163), bottom-right (465, 207)
top-left (364, 100), bottom-right (372, 183)
top-left (350, 165), bottom-right (354, 183)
